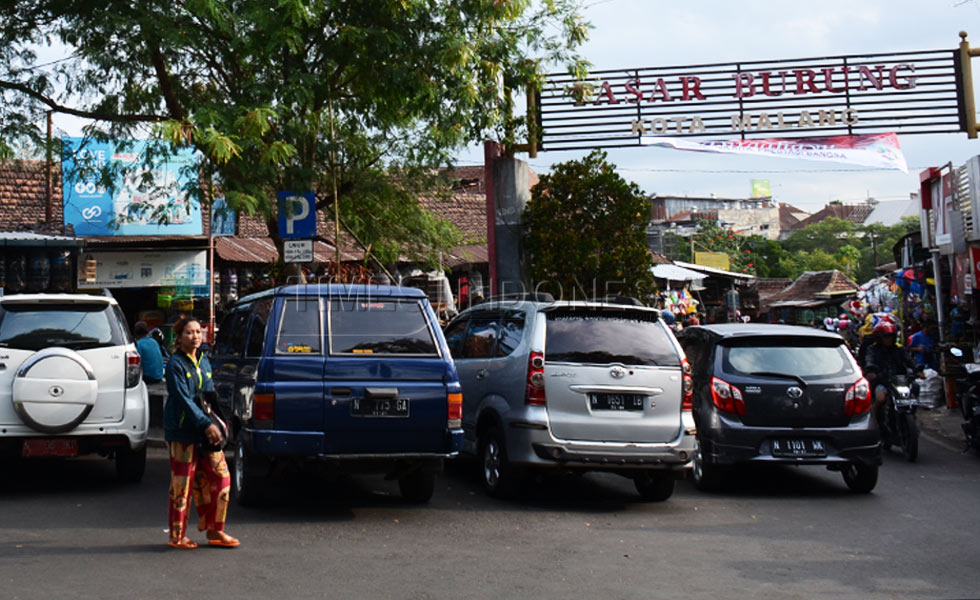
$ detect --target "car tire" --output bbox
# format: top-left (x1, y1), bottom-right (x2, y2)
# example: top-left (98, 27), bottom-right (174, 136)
top-left (842, 463), bottom-right (878, 493)
top-left (633, 471), bottom-right (675, 502)
top-left (115, 445), bottom-right (146, 483)
top-left (691, 435), bottom-right (723, 492)
top-left (398, 469), bottom-right (435, 504)
top-left (232, 436), bottom-right (265, 507)
top-left (479, 426), bottom-right (519, 498)
top-left (900, 413), bottom-right (919, 462)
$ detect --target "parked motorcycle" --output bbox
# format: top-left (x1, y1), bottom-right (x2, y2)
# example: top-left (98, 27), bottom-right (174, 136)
top-left (950, 347), bottom-right (980, 452)
top-left (879, 373), bottom-right (920, 462)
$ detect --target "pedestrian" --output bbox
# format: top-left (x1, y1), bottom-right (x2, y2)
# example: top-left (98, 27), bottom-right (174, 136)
top-left (163, 316), bottom-right (239, 549)
top-left (133, 321), bottom-right (164, 384)
top-left (908, 320), bottom-right (938, 371)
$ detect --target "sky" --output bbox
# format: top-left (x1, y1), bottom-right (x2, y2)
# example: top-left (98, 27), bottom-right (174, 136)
top-left (453, 0), bottom-right (980, 213)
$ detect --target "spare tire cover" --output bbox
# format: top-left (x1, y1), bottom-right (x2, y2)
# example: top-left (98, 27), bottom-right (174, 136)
top-left (12, 347), bottom-right (99, 434)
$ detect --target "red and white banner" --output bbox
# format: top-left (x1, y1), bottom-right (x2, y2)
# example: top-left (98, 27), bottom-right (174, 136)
top-left (640, 132), bottom-right (908, 173)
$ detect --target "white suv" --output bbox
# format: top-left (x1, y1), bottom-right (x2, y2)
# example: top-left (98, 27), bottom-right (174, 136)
top-left (0, 293), bottom-right (148, 481)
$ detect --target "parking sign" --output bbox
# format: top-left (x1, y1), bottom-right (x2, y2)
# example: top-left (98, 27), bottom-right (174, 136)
top-left (277, 191), bottom-right (317, 239)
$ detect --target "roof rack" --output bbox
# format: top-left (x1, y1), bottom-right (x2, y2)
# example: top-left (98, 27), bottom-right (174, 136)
top-left (600, 295), bottom-right (645, 307)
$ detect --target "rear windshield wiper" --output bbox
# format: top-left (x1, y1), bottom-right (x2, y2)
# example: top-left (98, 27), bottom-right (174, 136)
top-left (747, 371), bottom-right (807, 387)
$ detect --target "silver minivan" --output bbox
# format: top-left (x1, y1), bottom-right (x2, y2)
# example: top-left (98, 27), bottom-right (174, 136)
top-left (445, 296), bottom-right (695, 500)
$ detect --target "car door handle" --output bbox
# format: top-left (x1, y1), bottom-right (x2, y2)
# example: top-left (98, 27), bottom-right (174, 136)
top-left (476, 369), bottom-right (488, 380)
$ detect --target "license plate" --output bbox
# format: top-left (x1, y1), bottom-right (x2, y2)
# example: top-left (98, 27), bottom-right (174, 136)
top-left (771, 438), bottom-right (826, 458)
top-left (590, 393), bottom-right (645, 411)
top-left (22, 439), bottom-right (79, 457)
top-left (351, 397), bottom-right (409, 418)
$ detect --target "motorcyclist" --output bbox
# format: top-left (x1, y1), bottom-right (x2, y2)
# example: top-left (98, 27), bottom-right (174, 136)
top-left (863, 321), bottom-right (923, 421)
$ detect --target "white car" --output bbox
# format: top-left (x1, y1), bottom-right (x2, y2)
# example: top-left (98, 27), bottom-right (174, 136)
top-left (0, 293), bottom-right (148, 481)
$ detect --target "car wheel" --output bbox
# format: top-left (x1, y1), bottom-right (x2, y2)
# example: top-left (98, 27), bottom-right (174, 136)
top-left (479, 426), bottom-right (519, 498)
top-left (842, 463), bottom-right (878, 493)
top-left (232, 436), bottom-right (264, 506)
top-left (398, 469), bottom-right (435, 504)
top-left (900, 413), bottom-right (919, 462)
top-left (115, 445), bottom-right (146, 483)
top-left (633, 471), bottom-right (675, 501)
top-left (960, 394), bottom-right (972, 421)
top-left (691, 435), bottom-right (723, 492)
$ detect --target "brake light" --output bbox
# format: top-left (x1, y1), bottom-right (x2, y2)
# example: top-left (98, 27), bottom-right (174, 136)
top-left (254, 392), bottom-right (275, 424)
top-left (525, 351), bottom-right (546, 406)
top-left (681, 359), bottom-right (694, 411)
top-left (447, 392), bottom-right (462, 428)
top-left (844, 377), bottom-right (871, 416)
top-left (125, 351), bottom-right (141, 388)
top-left (710, 376), bottom-right (746, 416)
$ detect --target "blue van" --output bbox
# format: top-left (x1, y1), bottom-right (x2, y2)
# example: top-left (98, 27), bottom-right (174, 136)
top-left (209, 284), bottom-right (463, 504)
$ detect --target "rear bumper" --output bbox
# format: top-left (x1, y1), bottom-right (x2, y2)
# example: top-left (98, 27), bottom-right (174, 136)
top-left (0, 402), bottom-right (148, 456)
top-left (506, 411), bottom-right (696, 471)
top-left (241, 427), bottom-right (464, 461)
top-left (699, 412), bottom-right (882, 467)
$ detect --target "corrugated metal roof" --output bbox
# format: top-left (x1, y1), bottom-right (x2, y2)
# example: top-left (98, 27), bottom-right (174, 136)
top-left (215, 237), bottom-right (362, 263)
top-left (0, 231), bottom-right (82, 246)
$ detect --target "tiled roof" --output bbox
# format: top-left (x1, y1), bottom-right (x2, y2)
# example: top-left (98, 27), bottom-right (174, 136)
top-left (767, 270), bottom-right (859, 305)
top-left (650, 251), bottom-right (672, 265)
top-left (792, 203), bottom-right (874, 230)
top-left (0, 160), bottom-right (66, 233)
top-left (420, 191), bottom-right (486, 244)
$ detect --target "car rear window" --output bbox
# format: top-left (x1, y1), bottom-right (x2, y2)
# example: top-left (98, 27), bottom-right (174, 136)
top-left (276, 298), bottom-right (322, 354)
top-left (0, 302), bottom-right (126, 351)
top-left (544, 308), bottom-right (680, 367)
top-left (720, 337), bottom-right (855, 378)
top-left (329, 299), bottom-right (438, 356)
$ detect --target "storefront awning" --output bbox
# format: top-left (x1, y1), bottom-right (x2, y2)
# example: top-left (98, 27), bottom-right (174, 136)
top-left (215, 237), bottom-right (360, 263)
top-left (651, 263), bottom-right (707, 282)
top-left (673, 260), bottom-right (756, 280)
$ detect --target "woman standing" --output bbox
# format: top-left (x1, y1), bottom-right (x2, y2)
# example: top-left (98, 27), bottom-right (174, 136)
top-left (163, 316), bottom-right (240, 549)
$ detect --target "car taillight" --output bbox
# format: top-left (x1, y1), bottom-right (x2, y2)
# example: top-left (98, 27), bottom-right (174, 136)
top-left (125, 351), bottom-right (141, 388)
top-left (525, 351), bottom-right (546, 406)
top-left (254, 392), bottom-right (275, 424)
top-left (447, 392), bottom-right (462, 428)
top-left (844, 377), bottom-right (871, 416)
top-left (710, 376), bottom-right (746, 416)
top-left (681, 359), bottom-right (694, 411)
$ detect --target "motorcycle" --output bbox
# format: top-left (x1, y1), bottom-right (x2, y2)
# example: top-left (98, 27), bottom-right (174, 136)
top-left (950, 347), bottom-right (980, 452)
top-left (879, 373), bottom-right (920, 462)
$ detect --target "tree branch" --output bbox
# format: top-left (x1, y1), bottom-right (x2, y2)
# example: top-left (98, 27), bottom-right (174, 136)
top-left (0, 79), bottom-right (168, 122)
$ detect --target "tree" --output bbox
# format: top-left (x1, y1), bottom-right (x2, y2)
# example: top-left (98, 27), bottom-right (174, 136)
top-left (0, 0), bottom-right (588, 267)
top-left (523, 150), bottom-right (656, 300)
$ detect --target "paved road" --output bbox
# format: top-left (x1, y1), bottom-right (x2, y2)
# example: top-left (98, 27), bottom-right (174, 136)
top-left (1, 433), bottom-right (978, 600)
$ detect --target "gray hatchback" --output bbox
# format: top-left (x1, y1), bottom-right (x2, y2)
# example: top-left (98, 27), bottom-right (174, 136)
top-left (445, 296), bottom-right (695, 501)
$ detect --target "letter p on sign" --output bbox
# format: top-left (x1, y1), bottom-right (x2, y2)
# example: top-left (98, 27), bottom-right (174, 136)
top-left (277, 191), bottom-right (317, 239)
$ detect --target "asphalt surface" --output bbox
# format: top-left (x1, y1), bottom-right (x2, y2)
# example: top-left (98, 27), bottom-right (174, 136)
top-left (1, 427), bottom-right (979, 600)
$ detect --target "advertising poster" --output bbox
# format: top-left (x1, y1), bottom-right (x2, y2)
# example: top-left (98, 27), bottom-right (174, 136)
top-left (62, 137), bottom-right (202, 236)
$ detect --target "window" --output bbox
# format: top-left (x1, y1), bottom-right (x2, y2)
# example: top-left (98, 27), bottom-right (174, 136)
top-left (443, 318), bottom-right (468, 358)
top-left (463, 317), bottom-right (498, 359)
top-left (544, 308), bottom-right (680, 367)
top-left (276, 298), bottom-right (322, 354)
top-left (246, 298), bottom-right (273, 357)
top-left (329, 299), bottom-right (438, 355)
top-left (721, 338), bottom-right (854, 379)
top-left (229, 308), bottom-right (251, 356)
top-left (494, 313), bottom-right (525, 357)
top-left (0, 302), bottom-right (125, 351)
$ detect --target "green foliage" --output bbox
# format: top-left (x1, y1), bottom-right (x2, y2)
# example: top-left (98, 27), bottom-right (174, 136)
top-left (523, 150), bottom-right (656, 300)
top-left (0, 0), bottom-right (588, 266)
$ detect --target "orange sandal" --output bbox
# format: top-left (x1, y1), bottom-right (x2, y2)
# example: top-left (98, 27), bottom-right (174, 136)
top-left (207, 533), bottom-right (240, 548)
top-left (167, 537), bottom-right (198, 550)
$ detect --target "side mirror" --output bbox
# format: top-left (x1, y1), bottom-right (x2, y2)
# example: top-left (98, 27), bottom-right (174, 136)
top-left (950, 347), bottom-right (964, 358)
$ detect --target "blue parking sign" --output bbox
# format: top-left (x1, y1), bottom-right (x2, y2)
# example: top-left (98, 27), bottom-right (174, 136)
top-left (277, 191), bottom-right (317, 239)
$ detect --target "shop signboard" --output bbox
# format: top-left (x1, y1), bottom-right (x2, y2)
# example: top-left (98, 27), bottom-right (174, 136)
top-left (62, 138), bottom-right (202, 236)
top-left (539, 49), bottom-right (962, 152)
top-left (76, 250), bottom-right (208, 289)
top-left (694, 251), bottom-right (730, 271)
top-left (211, 198), bottom-right (236, 236)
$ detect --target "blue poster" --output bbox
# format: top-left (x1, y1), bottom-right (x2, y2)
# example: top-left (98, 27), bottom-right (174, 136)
top-left (62, 137), bottom-right (203, 236)
top-left (211, 197), bottom-right (236, 236)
